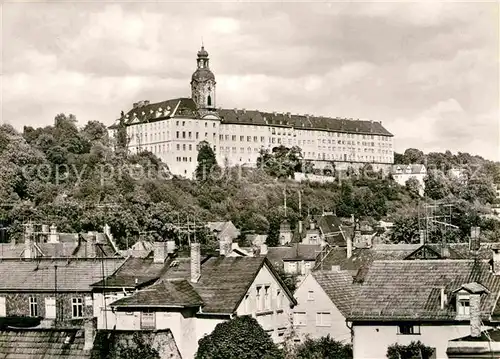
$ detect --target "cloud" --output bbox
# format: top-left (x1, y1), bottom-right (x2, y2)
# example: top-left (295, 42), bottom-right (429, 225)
top-left (2, 1), bottom-right (498, 160)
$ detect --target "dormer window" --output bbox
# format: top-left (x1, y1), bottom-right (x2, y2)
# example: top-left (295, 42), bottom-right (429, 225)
top-left (457, 294), bottom-right (471, 316)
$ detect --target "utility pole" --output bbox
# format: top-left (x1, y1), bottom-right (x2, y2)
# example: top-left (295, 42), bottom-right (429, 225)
top-left (283, 188), bottom-right (287, 217)
top-left (298, 190), bottom-right (302, 217)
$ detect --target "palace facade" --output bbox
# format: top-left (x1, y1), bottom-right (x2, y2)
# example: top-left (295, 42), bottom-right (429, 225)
top-left (109, 46), bottom-right (394, 178)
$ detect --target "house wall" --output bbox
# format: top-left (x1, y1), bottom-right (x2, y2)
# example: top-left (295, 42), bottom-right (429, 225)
top-left (113, 309), bottom-right (199, 359)
top-left (284, 260), bottom-right (314, 276)
top-left (293, 274), bottom-right (350, 342)
top-left (235, 263), bottom-right (294, 343)
top-left (0, 292), bottom-right (92, 324)
top-left (352, 323), bottom-right (473, 359)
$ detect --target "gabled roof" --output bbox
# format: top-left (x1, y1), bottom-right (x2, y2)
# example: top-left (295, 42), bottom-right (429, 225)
top-left (0, 258), bottom-right (124, 292)
top-left (312, 270), bottom-right (359, 317)
top-left (118, 98), bottom-right (393, 136)
top-left (349, 260), bottom-right (500, 322)
top-left (110, 279), bottom-right (203, 308)
top-left (110, 256), bottom-right (296, 314)
top-left (91, 256), bottom-right (169, 289)
top-left (0, 329), bottom-right (91, 359)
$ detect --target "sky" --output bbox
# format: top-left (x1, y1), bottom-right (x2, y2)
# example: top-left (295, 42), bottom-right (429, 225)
top-left (2, 1), bottom-right (499, 160)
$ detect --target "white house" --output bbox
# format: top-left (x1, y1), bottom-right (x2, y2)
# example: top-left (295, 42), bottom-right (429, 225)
top-left (293, 269), bottom-right (358, 343)
top-left (92, 242), bottom-right (296, 359)
top-left (391, 164), bottom-right (426, 196)
top-left (348, 254), bottom-right (500, 359)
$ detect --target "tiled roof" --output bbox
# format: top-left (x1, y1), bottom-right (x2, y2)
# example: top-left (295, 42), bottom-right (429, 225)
top-left (110, 256), bottom-right (296, 314)
top-left (0, 329), bottom-right (90, 359)
top-left (117, 98), bottom-right (393, 136)
top-left (312, 270), bottom-right (359, 317)
top-left (349, 260), bottom-right (500, 322)
top-left (91, 257), bottom-right (168, 289)
top-left (267, 244), bottom-right (322, 264)
top-left (0, 258), bottom-right (124, 292)
top-left (111, 279), bottom-right (203, 308)
top-left (314, 215), bottom-right (347, 246)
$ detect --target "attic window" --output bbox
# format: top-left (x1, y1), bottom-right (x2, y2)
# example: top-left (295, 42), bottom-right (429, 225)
top-left (457, 296), bottom-right (470, 316)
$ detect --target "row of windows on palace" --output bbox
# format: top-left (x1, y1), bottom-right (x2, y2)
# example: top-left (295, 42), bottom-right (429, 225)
top-left (132, 142), bottom-right (391, 164)
top-left (0, 296), bottom-right (86, 319)
top-left (130, 129), bottom-right (391, 147)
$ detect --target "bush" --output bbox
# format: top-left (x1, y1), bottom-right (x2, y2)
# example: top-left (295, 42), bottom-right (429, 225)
top-left (293, 336), bottom-right (352, 359)
top-left (196, 316), bottom-right (283, 359)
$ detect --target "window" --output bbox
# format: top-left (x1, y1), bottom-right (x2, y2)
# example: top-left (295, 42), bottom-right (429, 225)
top-left (176, 131), bottom-right (179, 139)
top-left (72, 298), bottom-right (83, 318)
top-left (264, 286), bottom-right (271, 310)
top-left (45, 298), bottom-right (56, 319)
top-left (316, 312), bottom-right (331, 327)
top-left (182, 131), bottom-right (186, 139)
top-left (293, 312), bottom-right (306, 326)
top-left (240, 136), bottom-right (244, 141)
top-left (397, 324), bottom-right (421, 335)
top-left (256, 286), bottom-right (263, 311)
top-left (188, 131), bottom-right (192, 139)
top-left (196, 132), bottom-right (199, 139)
top-left (207, 95), bottom-right (212, 106)
top-left (141, 311), bottom-right (156, 329)
top-left (29, 297), bottom-right (38, 317)
top-left (189, 144), bottom-right (192, 151)
top-left (176, 144), bottom-right (180, 150)
top-left (307, 290), bottom-right (314, 301)
top-left (276, 289), bottom-right (282, 309)
top-left (182, 121), bottom-right (185, 126)
top-left (458, 299), bottom-right (471, 316)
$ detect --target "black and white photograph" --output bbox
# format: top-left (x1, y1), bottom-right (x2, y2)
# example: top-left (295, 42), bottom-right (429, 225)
top-left (0, 1), bottom-right (498, 358)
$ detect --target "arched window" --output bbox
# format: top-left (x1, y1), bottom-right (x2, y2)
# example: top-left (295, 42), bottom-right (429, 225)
top-left (207, 95), bottom-right (212, 106)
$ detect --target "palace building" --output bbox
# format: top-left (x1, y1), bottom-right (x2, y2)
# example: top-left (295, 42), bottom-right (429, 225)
top-left (109, 46), bottom-right (394, 178)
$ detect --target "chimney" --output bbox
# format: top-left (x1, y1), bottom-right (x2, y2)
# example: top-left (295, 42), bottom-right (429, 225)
top-left (153, 242), bottom-right (167, 264)
top-left (441, 244), bottom-right (450, 258)
top-left (298, 221), bottom-right (303, 235)
top-left (85, 234), bottom-right (97, 258)
top-left (48, 224), bottom-right (59, 243)
top-left (346, 235), bottom-right (353, 259)
top-left (166, 240), bottom-right (176, 254)
top-left (83, 319), bottom-right (96, 351)
top-left (419, 230), bottom-right (426, 245)
top-left (190, 243), bottom-right (201, 283)
top-left (353, 230), bottom-right (362, 248)
top-left (470, 227), bottom-right (480, 251)
top-left (440, 288), bottom-right (447, 310)
top-left (219, 237), bottom-right (232, 256)
top-left (260, 244), bottom-right (268, 256)
top-left (310, 221), bottom-right (315, 230)
top-left (491, 243), bottom-right (500, 274)
top-left (470, 293), bottom-right (482, 338)
top-left (24, 224), bottom-right (33, 259)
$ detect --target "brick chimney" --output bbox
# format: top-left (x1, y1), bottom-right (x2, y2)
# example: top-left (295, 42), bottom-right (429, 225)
top-left (219, 237), bottom-right (231, 256)
top-left (470, 293), bottom-right (481, 338)
top-left (48, 224), bottom-right (59, 243)
top-left (153, 242), bottom-right (167, 264)
top-left (24, 223), bottom-right (34, 259)
top-left (419, 230), bottom-right (425, 245)
top-left (190, 243), bottom-right (201, 283)
top-left (83, 319), bottom-right (96, 351)
top-left (346, 235), bottom-right (352, 259)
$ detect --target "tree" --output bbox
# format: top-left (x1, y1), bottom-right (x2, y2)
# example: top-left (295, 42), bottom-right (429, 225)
top-left (195, 141), bottom-right (219, 180)
top-left (402, 148), bottom-right (425, 164)
top-left (405, 177), bottom-right (421, 198)
top-left (424, 170), bottom-right (450, 200)
top-left (266, 216), bottom-right (281, 247)
top-left (386, 341), bottom-right (434, 359)
top-left (93, 331), bottom-right (161, 359)
top-left (257, 145), bottom-right (303, 179)
top-left (195, 316), bottom-right (283, 359)
top-left (293, 336), bottom-right (352, 359)
top-left (391, 210), bottom-right (419, 243)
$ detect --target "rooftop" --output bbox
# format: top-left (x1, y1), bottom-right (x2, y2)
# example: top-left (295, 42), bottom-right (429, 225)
top-left (349, 260), bottom-right (500, 322)
top-left (117, 98), bottom-right (393, 136)
top-left (312, 270), bottom-right (359, 317)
